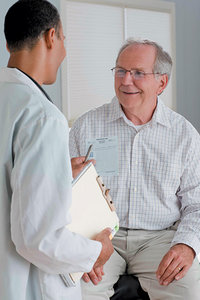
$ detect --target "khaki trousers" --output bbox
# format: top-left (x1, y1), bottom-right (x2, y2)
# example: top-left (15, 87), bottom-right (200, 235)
top-left (81, 225), bottom-right (200, 300)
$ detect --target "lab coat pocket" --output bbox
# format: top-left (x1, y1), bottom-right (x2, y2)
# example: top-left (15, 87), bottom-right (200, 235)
top-left (39, 270), bottom-right (82, 300)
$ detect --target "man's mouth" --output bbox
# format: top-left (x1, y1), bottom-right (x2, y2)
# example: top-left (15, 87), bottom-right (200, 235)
top-left (121, 91), bottom-right (140, 95)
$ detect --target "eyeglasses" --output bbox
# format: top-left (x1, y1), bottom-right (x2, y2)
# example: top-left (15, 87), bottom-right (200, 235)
top-left (111, 67), bottom-right (161, 80)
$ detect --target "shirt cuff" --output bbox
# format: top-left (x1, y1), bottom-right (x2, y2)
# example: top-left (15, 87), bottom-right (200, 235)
top-left (171, 233), bottom-right (200, 257)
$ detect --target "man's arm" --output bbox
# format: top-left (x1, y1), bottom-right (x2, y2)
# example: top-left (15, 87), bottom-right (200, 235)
top-left (156, 129), bottom-right (200, 285)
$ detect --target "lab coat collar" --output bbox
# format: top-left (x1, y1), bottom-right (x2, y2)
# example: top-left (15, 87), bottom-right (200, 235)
top-left (0, 67), bottom-right (45, 98)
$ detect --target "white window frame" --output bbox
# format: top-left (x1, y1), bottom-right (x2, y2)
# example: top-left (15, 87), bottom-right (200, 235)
top-left (60, 0), bottom-right (176, 126)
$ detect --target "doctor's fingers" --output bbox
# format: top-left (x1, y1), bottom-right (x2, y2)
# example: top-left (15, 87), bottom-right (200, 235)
top-left (82, 268), bottom-right (102, 285)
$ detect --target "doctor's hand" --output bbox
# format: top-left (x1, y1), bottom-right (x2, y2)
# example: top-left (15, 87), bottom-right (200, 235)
top-left (82, 266), bottom-right (104, 285)
top-left (71, 156), bottom-right (95, 178)
top-left (82, 228), bottom-right (114, 285)
top-left (156, 243), bottom-right (195, 286)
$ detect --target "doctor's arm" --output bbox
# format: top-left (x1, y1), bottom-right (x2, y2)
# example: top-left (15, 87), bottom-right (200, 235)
top-left (10, 116), bottom-right (102, 275)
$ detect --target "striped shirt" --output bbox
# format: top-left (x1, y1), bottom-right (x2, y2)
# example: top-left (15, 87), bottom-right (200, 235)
top-left (69, 96), bottom-right (200, 254)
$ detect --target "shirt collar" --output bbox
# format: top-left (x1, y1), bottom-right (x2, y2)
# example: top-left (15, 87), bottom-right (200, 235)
top-left (108, 96), bottom-right (126, 122)
top-left (108, 96), bottom-right (171, 128)
top-left (151, 97), bottom-right (171, 128)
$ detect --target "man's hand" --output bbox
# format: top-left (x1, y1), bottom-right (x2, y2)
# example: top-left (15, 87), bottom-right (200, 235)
top-left (156, 243), bottom-right (195, 286)
top-left (82, 228), bottom-right (114, 285)
top-left (71, 157), bottom-right (95, 178)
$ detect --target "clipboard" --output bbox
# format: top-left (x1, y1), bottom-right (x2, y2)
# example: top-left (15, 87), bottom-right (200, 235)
top-left (60, 162), bottom-right (119, 286)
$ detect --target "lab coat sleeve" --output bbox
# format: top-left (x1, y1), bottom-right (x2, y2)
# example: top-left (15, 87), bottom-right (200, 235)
top-left (10, 115), bottom-right (102, 275)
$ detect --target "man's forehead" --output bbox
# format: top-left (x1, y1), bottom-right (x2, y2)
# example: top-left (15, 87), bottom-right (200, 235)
top-left (117, 44), bottom-right (156, 68)
top-left (120, 43), bottom-right (155, 57)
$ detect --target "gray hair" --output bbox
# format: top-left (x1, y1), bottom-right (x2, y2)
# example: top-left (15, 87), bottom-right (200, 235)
top-left (116, 38), bottom-right (173, 80)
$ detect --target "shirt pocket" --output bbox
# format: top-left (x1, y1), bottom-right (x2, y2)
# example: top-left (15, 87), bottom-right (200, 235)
top-left (144, 159), bottom-right (181, 196)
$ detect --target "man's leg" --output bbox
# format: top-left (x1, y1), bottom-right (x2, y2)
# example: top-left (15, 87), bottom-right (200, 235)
top-left (126, 228), bottom-right (200, 300)
top-left (139, 259), bottom-right (200, 300)
top-left (81, 232), bottom-right (127, 300)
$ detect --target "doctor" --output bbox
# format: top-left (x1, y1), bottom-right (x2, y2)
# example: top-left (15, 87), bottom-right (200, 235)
top-left (0, 1), bottom-right (113, 300)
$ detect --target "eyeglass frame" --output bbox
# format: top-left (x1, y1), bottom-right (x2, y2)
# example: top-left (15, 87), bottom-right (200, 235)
top-left (111, 66), bottom-right (162, 80)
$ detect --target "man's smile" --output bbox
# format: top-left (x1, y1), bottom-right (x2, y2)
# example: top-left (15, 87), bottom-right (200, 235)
top-left (120, 90), bottom-right (141, 95)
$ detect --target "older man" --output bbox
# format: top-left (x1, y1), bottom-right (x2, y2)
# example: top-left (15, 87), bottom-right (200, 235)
top-left (69, 39), bottom-right (200, 299)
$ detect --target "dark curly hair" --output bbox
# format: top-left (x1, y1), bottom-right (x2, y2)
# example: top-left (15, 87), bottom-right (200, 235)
top-left (4, 0), bottom-right (61, 52)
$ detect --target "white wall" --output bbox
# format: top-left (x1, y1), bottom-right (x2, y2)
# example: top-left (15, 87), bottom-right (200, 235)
top-left (163, 0), bottom-right (200, 132)
top-left (0, 0), bottom-right (200, 132)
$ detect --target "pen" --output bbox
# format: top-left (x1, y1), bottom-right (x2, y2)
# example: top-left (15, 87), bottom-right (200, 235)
top-left (84, 144), bottom-right (93, 162)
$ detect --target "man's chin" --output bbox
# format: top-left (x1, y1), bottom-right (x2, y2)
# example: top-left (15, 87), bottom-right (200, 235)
top-left (119, 97), bottom-right (142, 108)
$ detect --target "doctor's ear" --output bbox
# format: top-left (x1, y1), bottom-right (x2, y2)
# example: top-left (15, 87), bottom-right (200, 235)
top-left (6, 43), bottom-right (10, 53)
top-left (44, 28), bottom-right (56, 49)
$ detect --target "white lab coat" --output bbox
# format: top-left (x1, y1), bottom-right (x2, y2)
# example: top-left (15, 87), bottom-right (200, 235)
top-left (0, 68), bottom-right (101, 300)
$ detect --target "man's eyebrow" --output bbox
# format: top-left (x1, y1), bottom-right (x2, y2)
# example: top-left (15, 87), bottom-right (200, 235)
top-left (116, 65), bottom-right (146, 71)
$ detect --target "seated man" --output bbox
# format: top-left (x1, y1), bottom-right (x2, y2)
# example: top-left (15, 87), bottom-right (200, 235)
top-left (69, 39), bottom-right (200, 299)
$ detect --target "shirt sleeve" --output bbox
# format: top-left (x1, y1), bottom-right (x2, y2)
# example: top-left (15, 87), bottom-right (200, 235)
top-left (69, 120), bottom-right (83, 158)
top-left (171, 130), bottom-right (200, 255)
top-left (10, 116), bottom-right (101, 275)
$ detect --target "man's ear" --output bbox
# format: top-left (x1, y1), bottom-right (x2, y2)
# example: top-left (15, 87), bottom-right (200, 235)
top-left (157, 74), bottom-right (168, 95)
top-left (6, 43), bottom-right (10, 53)
top-left (44, 28), bottom-right (56, 49)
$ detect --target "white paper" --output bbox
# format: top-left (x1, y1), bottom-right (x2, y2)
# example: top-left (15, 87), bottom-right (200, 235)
top-left (86, 136), bottom-right (118, 176)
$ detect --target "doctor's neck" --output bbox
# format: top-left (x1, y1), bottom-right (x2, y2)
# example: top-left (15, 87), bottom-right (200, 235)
top-left (7, 41), bottom-right (47, 86)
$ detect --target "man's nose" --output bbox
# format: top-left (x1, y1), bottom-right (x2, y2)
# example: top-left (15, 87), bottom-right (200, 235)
top-left (121, 71), bottom-right (134, 85)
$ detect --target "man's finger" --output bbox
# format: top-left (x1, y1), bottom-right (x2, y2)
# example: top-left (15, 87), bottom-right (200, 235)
top-left (175, 266), bottom-right (189, 281)
top-left (158, 259), bottom-right (182, 283)
top-left (156, 253), bottom-right (173, 279)
top-left (159, 265), bottom-right (182, 285)
top-left (161, 265), bottom-right (188, 286)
